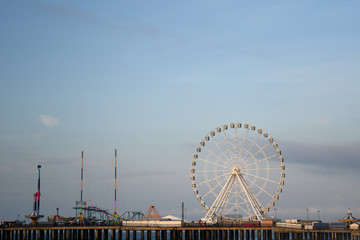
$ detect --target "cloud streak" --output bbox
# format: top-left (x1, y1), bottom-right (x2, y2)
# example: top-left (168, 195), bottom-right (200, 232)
top-left (39, 115), bottom-right (59, 127)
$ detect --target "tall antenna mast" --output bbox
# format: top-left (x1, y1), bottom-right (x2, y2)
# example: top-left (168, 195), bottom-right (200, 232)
top-left (115, 149), bottom-right (117, 213)
top-left (71, 151), bottom-right (90, 225)
top-left (81, 151), bottom-right (83, 215)
top-left (105, 149), bottom-right (122, 225)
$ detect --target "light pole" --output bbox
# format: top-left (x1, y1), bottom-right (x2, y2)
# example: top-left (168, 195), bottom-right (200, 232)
top-left (307, 208), bottom-right (309, 221)
top-left (317, 210), bottom-right (320, 221)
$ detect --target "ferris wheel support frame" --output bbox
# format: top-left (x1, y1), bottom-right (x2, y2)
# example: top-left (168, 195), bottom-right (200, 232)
top-left (204, 171), bottom-right (234, 222)
top-left (236, 173), bottom-right (264, 220)
top-left (203, 168), bottom-right (265, 222)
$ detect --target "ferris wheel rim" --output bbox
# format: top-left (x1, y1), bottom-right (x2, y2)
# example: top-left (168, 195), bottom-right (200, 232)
top-left (190, 122), bottom-right (285, 221)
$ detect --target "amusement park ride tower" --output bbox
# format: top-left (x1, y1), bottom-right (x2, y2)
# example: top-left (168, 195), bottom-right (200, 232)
top-left (105, 149), bottom-right (122, 224)
top-left (25, 165), bottom-right (44, 224)
top-left (71, 151), bottom-right (91, 225)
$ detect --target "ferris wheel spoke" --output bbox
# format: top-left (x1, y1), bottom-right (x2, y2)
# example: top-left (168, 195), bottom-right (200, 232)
top-left (223, 128), bottom-right (236, 141)
top-left (197, 172), bottom-right (229, 187)
top-left (239, 128), bottom-right (250, 160)
top-left (203, 146), bottom-right (232, 168)
top-left (201, 174), bottom-right (230, 198)
top-left (244, 154), bottom-right (277, 169)
top-left (236, 204), bottom-right (252, 218)
top-left (242, 175), bottom-right (274, 199)
top-left (236, 174), bottom-right (264, 220)
top-left (232, 183), bottom-right (248, 205)
top-left (234, 127), bottom-right (239, 154)
top-left (243, 142), bottom-right (272, 166)
top-left (204, 174), bottom-right (235, 219)
top-left (223, 197), bottom-right (252, 218)
top-left (223, 200), bottom-right (250, 216)
top-left (198, 158), bottom-right (232, 170)
top-left (225, 187), bottom-right (239, 204)
top-left (242, 171), bottom-right (279, 185)
top-left (225, 187), bottom-right (249, 213)
top-left (224, 128), bottom-right (237, 138)
top-left (243, 202), bottom-right (253, 218)
top-left (222, 130), bottom-right (236, 160)
top-left (197, 169), bottom-right (228, 173)
top-left (211, 138), bottom-right (233, 167)
top-left (241, 133), bottom-right (261, 162)
top-left (217, 178), bottom-right (234, 213)
top-left (244, 167), bottom-right (281, 171)
top-left (240, 139), bottom-right (264, 167)
top-left (223, 198), bottom-right (249, 207)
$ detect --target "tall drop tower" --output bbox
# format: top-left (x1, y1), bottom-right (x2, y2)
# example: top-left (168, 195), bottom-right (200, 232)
top-left (25, 165), bottom-right (44, 224)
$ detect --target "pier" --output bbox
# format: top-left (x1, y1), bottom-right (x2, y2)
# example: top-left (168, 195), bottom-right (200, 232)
top-left (1, 226), bottom-right (360, 240)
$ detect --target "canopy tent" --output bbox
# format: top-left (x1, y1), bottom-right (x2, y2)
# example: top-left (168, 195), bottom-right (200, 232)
top-left (162, 215), bottom-right (182, 221)
top-left (338, 208), bottom-right (359, 227)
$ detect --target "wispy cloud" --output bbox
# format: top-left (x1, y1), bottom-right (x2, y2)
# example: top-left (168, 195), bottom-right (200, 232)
top-left (39, 115), bottom-right (59, 127)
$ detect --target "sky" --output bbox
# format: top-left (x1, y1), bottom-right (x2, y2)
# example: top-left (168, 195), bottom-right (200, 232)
top-left (0, 1), bottom-right (360, 223)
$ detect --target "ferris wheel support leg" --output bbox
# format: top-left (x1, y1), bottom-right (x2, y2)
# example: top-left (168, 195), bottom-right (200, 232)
top-left (216, 177), bottom-right (236, 217)
top-left (236, 174), bottom-right (264, 220)
top-left (212, 181), bottom-right (232, 219)
top-left (204, 174), bottom-right (234, 222)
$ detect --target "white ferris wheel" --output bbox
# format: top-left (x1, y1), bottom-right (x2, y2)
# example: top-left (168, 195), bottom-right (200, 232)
top-left (190, 122), bottom-right (285, 222)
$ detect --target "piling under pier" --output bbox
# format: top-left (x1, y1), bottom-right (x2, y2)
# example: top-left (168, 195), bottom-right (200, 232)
top-left (1, 226), bottom-right (360, 240)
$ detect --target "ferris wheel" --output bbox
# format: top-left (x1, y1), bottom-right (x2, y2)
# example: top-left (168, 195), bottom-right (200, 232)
top-left (190, 122), bottom-right (285, 222)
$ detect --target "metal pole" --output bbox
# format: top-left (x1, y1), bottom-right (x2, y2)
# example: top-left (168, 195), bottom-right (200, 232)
top-left (181, 202), bottom-right (185, 227)
top-left (81, 151), bottom-right (83, 214)
top-left (307, 208), bottom-right (309, 221)
top-left (37, 165), bottom-right (41, 215)
top-left (115, 149), bottom-right (117, 213)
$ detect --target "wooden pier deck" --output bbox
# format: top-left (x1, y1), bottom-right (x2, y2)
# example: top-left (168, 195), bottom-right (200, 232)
top-left (1, 225), bottom-right (360, 240)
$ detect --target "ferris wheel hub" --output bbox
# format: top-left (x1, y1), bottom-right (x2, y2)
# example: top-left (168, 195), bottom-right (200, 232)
top-left (232, 167), bottom-right (240, 174)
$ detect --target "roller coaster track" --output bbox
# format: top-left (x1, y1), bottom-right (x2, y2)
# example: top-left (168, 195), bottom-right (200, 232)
top-left (120, 211), bottom-right (144, 221)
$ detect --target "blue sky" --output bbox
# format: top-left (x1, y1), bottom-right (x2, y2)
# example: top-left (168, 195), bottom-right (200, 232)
top-left (1, 1), bottom-right (360, 222)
